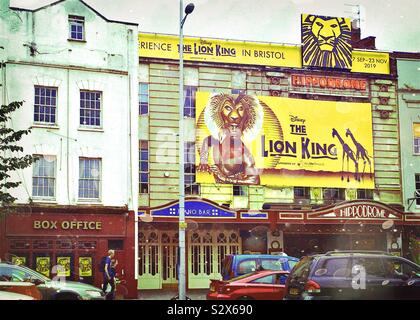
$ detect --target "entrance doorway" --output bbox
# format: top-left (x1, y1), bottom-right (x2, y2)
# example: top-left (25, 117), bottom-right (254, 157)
top-left (188, 229), bottom-right (241, 289)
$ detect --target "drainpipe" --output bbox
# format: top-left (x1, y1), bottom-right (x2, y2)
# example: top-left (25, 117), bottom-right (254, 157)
top-left (66, 69), bottom-right (70, 204)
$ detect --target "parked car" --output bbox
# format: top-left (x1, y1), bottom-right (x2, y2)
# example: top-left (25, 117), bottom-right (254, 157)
top-left (221, 254), bottom-right (299, 280)
top-left (284, 250), bottom-right (420, 300)
top-left (0, 290), bottom-right (35, 300)
top-left (0, 281), bottom-right (42, 300)
top-left (0, 262), bottom-right (105, 300)
top-left (207, 270), bottom-right (289, 300)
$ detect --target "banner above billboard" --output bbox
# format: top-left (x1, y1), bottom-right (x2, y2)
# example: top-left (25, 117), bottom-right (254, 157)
top-left (195, 92), bottom-right (375, 189)
top-left (139, 33), bottom-right (390, 75)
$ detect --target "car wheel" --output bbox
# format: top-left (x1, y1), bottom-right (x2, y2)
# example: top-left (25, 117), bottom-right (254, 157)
top-left (55, 293), bottom-right (80, 300)
top-left (237, 296), bottom-right (254, 300)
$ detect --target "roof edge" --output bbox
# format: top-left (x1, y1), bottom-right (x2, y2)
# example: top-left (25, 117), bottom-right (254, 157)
top-left (10, 0), bottom-right (138, 27)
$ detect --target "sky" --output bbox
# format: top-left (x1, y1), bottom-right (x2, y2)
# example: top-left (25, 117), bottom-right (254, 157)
top-left (11, 0), bottom-right (420, 52)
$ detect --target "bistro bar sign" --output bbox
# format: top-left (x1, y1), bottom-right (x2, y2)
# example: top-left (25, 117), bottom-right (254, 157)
top-left (141, 199), bottom-right (237, 219)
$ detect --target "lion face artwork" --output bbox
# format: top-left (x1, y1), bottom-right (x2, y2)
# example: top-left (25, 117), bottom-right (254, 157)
top-left (197, 93), bottom-right (263, 185)
top-left (302, 14), bottom-right (352, 69)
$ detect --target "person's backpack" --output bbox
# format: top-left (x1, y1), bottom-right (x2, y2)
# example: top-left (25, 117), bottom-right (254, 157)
top-left (99, 256), bottom-right (107, 272)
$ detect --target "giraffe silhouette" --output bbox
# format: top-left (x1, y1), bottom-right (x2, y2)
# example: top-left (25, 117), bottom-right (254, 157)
top-left (346, 128), bottom-right (372, 180)
top-left (332, 128), bottom-right (359, 182)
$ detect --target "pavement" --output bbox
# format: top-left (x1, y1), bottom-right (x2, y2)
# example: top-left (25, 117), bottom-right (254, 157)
top-left (137, 289), bottom-right (208, 300)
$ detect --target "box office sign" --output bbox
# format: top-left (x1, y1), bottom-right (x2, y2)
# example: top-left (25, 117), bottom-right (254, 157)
top-left (5, 214), bottom-right (127, 236)
top-left (195, 92), bottom-right (374, 189)
top-left (33, 220), bottom-right (102, 231)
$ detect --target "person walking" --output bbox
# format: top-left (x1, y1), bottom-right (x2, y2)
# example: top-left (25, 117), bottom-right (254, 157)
top-left (107, 259), bottom-right (118, 300)
top-left (101, 250), bottom-right (115, 297)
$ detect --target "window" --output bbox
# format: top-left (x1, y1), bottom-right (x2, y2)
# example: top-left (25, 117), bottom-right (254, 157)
top-left (416, 174), bottom-right (420, 206)
top-left (80, 90), bottom-right (101, 127)
top-left (414, 123), bottom-right (420, 155)
top-left (34, 86), bottom-right (57, 124)
top-left (139, 141), bottom-right (149, 194)
top-left (32, 155), bottom-right (56, 198)
top-left (69, 15), bottom-right (85, 41)
top-left (183, 86), bottom-right (197, 118)
top-left (323, 188), bottom-right (345, 202)
top-left (139, 83), bottom-right (149, 115)
top-left (78, 158), bottom-right (101, 200)
top-left (294, 187), bottom-right (310, 199)
top-left (352, 257), bottom-right (386, 278)
top-left (238, 260), bottom-right (257, 275)
top-left (185, 142), bottom-right (199, 195)
top-left (314, 258), bottom-right (351, 277)
top-left (261, 259), bottom-right (286, 271)
top-left (384, 258), bottom-right (420, 279)
top-left (357, 189), bottom-right (374, 200)
top-left (108, 240), bottom-right (124, 251)
top-left (233, 185), bottom-right (248, 196)
top-left (251, 274), bottom-right (276, 284)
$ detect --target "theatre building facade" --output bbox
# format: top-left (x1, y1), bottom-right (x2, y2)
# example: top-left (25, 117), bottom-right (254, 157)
top-left (137, 17), bottom-right (419, 290)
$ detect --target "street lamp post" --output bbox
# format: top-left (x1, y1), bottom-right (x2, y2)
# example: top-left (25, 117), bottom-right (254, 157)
top-left (179, 0), bottom-right (194, 301)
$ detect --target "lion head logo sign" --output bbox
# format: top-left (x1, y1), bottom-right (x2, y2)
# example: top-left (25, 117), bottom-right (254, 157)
top-left (197, 93), bottom-right (263, 184)
top-left (301, 14), bottom-right (352, 69)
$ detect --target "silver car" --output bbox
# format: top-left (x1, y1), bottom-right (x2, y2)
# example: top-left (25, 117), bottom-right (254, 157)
top-left (0, 262), bottom-right (105, 300)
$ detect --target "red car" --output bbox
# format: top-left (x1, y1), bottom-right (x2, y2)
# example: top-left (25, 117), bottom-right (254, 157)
top-left (207, 270), bottom-right (289, 300)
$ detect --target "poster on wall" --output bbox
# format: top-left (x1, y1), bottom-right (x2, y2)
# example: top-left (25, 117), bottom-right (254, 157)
top-left (11, 256), bottom-right (26, 266)
top-left (301, 14), bottom-right (352, 69)
top-left (79, 257), bottom-right (92, 277)
top-left (36, 257), bottom-right (50, 277)
top-left (195, 92), bottom-right (374, 189)
top-left (56, 257), bottom-right (71, 277)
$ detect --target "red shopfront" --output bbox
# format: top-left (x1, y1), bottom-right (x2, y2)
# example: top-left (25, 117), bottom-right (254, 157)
top-left (0, 207), bottom-right (137, 297)
top-left (274, 200), bottom-right (406, 258)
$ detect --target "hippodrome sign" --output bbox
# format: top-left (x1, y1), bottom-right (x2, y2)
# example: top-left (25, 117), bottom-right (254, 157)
top-left (291, 74), bottom-right (368, 92)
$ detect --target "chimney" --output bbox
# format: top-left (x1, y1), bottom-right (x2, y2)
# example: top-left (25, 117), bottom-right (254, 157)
top-left (351, 20), bottom-right (361, 43)
top-left (351, 19), bottom-right (376, 50)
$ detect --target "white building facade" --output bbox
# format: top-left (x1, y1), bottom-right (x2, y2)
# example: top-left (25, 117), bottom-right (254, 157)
top-left (0, 0), bottom-right (139, 296)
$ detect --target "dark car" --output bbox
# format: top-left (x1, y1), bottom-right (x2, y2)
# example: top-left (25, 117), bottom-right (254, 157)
top-left (221, 254), bottom-right (299, 280)
top-left (0, 262), bottom-right (105, 300)
top-left (284, 251), bottom-right (420, 300)
top-left (207, 270), bottom-right (289, 300)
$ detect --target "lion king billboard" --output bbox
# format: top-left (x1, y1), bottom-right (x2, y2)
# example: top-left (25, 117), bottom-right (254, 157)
top-left (195, 92), bottom-right (374, 189)
top-left (301, 14), bottom-right (352, 69)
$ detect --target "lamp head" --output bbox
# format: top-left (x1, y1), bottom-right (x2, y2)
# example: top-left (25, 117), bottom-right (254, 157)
top-left (185, 3), bottom-right (195, 15)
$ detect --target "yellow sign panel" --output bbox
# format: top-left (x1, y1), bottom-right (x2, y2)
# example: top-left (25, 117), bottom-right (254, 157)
top-left (56, 257), bottom-right (71, 277)
top-left (352, 51), bottom-right (390, 74)
top-left (195, 92), bottom-right (374, 189)
top-left (139, 33), bottom-right (390, 75)
top-left (36, 257), bottom-right (50, 277)
top-left (139, 33), bottom-right (301, 68)
top-left (301, 14), bottom-right (352, 69)
top-left (79, 257), bottom-right (92, 277)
